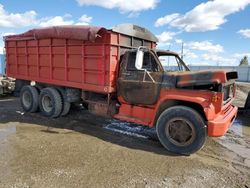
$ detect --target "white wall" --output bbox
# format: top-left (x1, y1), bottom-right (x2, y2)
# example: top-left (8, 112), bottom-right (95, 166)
top-left (189, 66), bottom-right (250, 82)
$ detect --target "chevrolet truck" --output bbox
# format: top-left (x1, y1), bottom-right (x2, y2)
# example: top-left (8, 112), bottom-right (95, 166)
top-left (4, 24), bottom-right (238, 154)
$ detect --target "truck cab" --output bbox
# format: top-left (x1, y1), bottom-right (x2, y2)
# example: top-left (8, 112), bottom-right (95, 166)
top-left (116, 47), bottom-right (238, 154)
top-left (118, 49), bottom-right (189, 105)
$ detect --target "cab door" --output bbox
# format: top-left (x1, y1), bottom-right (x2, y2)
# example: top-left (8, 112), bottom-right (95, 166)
top-left (118, 51), bottom-right (163, 105)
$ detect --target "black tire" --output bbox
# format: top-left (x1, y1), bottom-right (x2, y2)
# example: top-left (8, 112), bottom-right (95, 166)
top-left (39, 87), bottom-right (62, 118)
top-left (56, 87), bottom-right (71, 116)
top-left (20, 85), bottom-right (39, 113)
top-left (156, 106), bottom-right (207, 155)
top-left (14, 80), bottom-right (30, 97)
top-left (61, 101), bottom-right (71, 116)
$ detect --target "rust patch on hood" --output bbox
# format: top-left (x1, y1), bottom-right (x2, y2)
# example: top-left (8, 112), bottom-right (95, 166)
top-left (168, 70), bottom-right (238, 87)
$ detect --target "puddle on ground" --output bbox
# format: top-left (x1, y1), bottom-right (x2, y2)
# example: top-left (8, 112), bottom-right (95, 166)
top-left (104, 118), bottom-right (250, 167)
top-left (215, 117), bottom-right (250, 167)
top-left (104, 118), bottom-right (250, 142)
top-left (103, 120), bottom-right (157, 140)
top-left (231, 118), bottom-right (250, 137)
top-left (0, 98), bottom-right (15, 102)
top-left (1, 118), bottom-right (250, 168)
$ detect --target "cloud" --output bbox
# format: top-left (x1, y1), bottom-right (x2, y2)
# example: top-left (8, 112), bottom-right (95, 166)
top-left (175, 39), bottom-right (183, 44)
top-left (1, 32), bottom-right (16, 37)
top-left (39, 16), bottom-right (74, 27)
top-left (0, 4), bottom-right (93, 28)
top-left (202, 53), bottom-right (236, 66)
top-left (183, 49), bottom-right (198, 59)
top-left (75, 14), bottom-right (92, 25)
top-left (187, 41), bottom-right (224, 53)
top-left (127, 12), bottom-right (140, 18)
top-left (155, 13), bottom-right (180, 27)
top-left (0, 46), bottom-right (3, 54)
top-left (0, 4), bottom-right (37, 28)
top-left (76, 0), bottom-right (159, 13)
top-left (233, 52), bottom-right (250, 58)
top-left (156, 31), bottom-right (176, 47)
top-left (174, 39), bottom-right (227, 65)
top-left (155, 34), bottom-right (243, 66)
top-left (157, 32), bottom-right (176, 43)
top-left (39, 14), bottom-right (92, 27)
top-left (155, 0), bottom-right (250, 32)
top-left (238, 29), bottom-right (250, 38)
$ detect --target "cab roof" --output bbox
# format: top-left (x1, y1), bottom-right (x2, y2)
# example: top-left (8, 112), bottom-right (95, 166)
top-left (156, 50), bottom-right (180, 56)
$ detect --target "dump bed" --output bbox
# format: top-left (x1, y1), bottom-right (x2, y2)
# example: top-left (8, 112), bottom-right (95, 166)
top-left (4, 24), bottom-right (157, 93)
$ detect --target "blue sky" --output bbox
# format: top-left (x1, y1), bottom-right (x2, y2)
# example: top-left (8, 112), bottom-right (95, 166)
top-left (0, 0), bottom-right (250, 66)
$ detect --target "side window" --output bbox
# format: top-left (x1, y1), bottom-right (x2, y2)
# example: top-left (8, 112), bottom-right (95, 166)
top-left (126, 51), bottom-right (159, 72)
top-left (142, 52), bottom-right (159, 72)
top-left (142, 52), bottom-right (151, 70)
top-left (126, 52), bottom-right (137, 71)
top-left (159, 55), bottom-right (184, 72)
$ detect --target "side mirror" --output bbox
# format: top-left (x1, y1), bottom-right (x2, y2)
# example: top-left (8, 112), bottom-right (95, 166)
top-left (135, 48), bottom-right (144, 70)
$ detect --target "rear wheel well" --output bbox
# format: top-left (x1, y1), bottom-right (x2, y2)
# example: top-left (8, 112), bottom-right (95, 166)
top-left (154, 100), bottom-right (207, 126)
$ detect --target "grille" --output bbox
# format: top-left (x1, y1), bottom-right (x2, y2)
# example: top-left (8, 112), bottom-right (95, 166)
top-left (223, 105), bottom-right (231, 115)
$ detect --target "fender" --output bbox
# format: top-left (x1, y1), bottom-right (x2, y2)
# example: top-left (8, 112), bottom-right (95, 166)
top-left (152, 89), bottom-right (215, 126)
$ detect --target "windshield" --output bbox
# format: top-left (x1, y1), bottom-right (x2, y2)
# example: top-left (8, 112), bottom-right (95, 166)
top-left (158, 54), bottom-right (189, 72)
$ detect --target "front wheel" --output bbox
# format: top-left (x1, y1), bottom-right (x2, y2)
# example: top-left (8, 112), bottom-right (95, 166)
top-left (156, 106), bottom-right (207, 155)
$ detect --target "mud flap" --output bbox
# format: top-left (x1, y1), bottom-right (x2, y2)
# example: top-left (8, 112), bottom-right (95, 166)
top-left (244, 91), bottom-right (250, 110)
top-left (0, 86), bottom-right (3, 95)
top-left (239, 91), bottom-right (250, 116)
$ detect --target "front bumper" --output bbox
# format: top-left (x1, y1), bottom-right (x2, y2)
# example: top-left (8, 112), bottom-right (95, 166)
top-left (207, 105), bottom-right (238, 137)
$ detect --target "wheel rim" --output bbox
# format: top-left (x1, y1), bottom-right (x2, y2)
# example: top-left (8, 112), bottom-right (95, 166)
top-left (165, 117), bottom-right (196, 147)
top-left (22, 91), bottom-right (32, 108)
top-left (42, 94), bottom-right (53, 113)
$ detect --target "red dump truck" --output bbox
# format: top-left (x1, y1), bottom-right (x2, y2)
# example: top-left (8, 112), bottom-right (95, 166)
top-left (4, 24), bottom-right (238, 154)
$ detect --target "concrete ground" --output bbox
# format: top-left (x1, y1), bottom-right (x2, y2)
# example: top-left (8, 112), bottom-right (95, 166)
top-left (0, 95), bottom-right (250, 188)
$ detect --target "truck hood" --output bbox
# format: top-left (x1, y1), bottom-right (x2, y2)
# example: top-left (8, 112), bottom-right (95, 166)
top-left (168, 70), bottom-right (238, 88)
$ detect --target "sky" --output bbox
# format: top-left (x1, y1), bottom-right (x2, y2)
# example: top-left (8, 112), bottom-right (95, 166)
top-left (0, 0), bottom-right (250, 66)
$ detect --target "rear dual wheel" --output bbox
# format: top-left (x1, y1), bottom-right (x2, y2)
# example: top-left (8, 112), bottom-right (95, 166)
top-left (20, 86), bottom-right (39, 113)
top-left (39, 87), bottom-right (63, 118)
top-left (61, 100), bottom-right (71, 116)
top-left (56, 88), bottom-right (71, 116)
top-left (156, 106), bottom-right (207, 155)
top-left (20, 86), bottom-right (71, 118)
top-left (39, 87), bottom-right (71, 118)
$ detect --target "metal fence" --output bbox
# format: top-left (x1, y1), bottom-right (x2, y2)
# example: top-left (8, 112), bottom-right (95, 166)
top-left (189, 66), bottom-right (250, 82)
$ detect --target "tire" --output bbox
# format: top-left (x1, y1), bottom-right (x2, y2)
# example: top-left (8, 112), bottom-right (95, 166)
top-left (156, 106), bottom-right (207, 155)
top-left (61, 101), bottom-right (71, 116)
top-left (14, 80), bottom-right (30, 97)
top-left (55, 87), bottom-right (71, 116)
top-left (20, 86), bottom-right (39, 113)
top-left (39, 87), bottom-right (62, 118)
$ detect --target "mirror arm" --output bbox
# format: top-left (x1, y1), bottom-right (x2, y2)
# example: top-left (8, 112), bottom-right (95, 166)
top-left (143, 70), bottom-right (146, 81)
